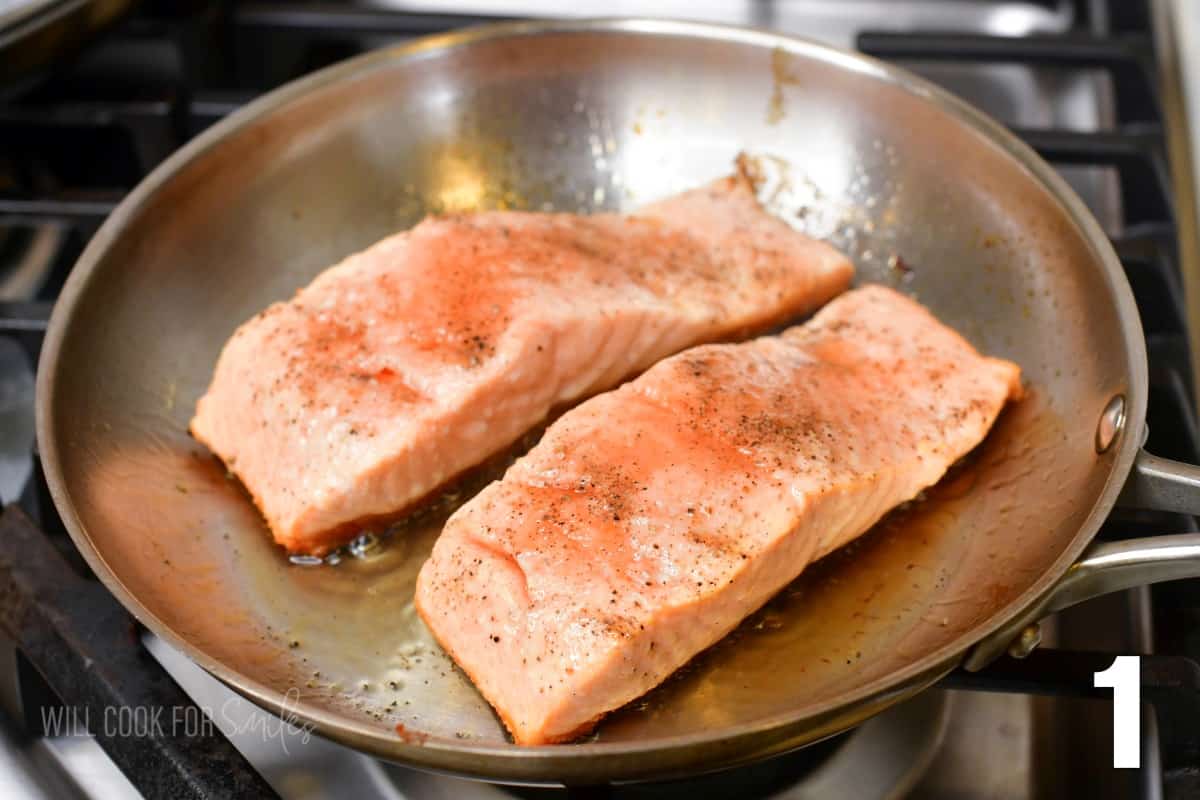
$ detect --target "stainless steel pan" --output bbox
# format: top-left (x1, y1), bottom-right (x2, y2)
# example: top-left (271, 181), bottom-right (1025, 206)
top-left (34, 18), bottom-right (1200, 785)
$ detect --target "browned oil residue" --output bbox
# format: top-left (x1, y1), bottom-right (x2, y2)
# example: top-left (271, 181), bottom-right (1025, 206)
top-left (767, 48), bottom-right (802, 125)
top-left (888, 254), bottom-right (913, 275)
top-left (394, 723), bottom-right (429, 745)
top-left (735, 152), bottom-right (767, 192)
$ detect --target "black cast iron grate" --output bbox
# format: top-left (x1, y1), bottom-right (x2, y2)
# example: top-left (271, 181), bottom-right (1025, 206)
top-left (0, 0), bottom-right (1197, 798)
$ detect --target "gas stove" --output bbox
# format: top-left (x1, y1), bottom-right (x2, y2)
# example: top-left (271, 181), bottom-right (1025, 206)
top-left (1, 2), bottom-right (1198, 798)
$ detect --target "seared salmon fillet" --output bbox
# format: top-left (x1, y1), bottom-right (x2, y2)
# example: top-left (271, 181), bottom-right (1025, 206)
top-left (416, 285), bottom-right (1021, 745)
top-left (190, 174), bottom-right (853, 554)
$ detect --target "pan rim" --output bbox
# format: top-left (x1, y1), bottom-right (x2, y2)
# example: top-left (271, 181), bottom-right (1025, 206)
top-left (34, 16), bottom-right (1149, 780)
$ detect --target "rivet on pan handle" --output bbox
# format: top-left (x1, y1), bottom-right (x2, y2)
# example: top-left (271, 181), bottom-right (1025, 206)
top-left (964, 445), bottom-right (1200, 671)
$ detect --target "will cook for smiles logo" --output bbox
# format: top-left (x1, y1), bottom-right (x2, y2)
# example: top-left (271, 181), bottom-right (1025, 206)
top-left (38, 687), bottom-right (317, 755)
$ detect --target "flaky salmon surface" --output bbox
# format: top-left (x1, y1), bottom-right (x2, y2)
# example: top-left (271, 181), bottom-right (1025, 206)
top-left (190, 174), bottom-right (853, 554)
top-left (416, 285), bottom-right (1022, 745)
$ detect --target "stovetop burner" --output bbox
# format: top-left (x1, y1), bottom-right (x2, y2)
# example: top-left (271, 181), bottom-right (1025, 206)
top-left (0, 2), bottom-right (1198, 799)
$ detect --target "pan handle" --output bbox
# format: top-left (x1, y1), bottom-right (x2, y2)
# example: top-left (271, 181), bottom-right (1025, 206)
top-left (964, 448), bottom-right (1200, 670)
top-left (1117, 450), bottom-right (1200, 515)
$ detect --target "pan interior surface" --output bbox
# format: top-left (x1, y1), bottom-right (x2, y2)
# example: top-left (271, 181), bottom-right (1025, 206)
top-left (38, 21), bottom-right (1143, 781)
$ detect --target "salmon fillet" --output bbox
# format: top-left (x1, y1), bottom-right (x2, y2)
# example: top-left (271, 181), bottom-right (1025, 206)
top-left (416, 285), bottom-right (1022, 745)
top-left (190, 174), bottom-right (853, 554)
